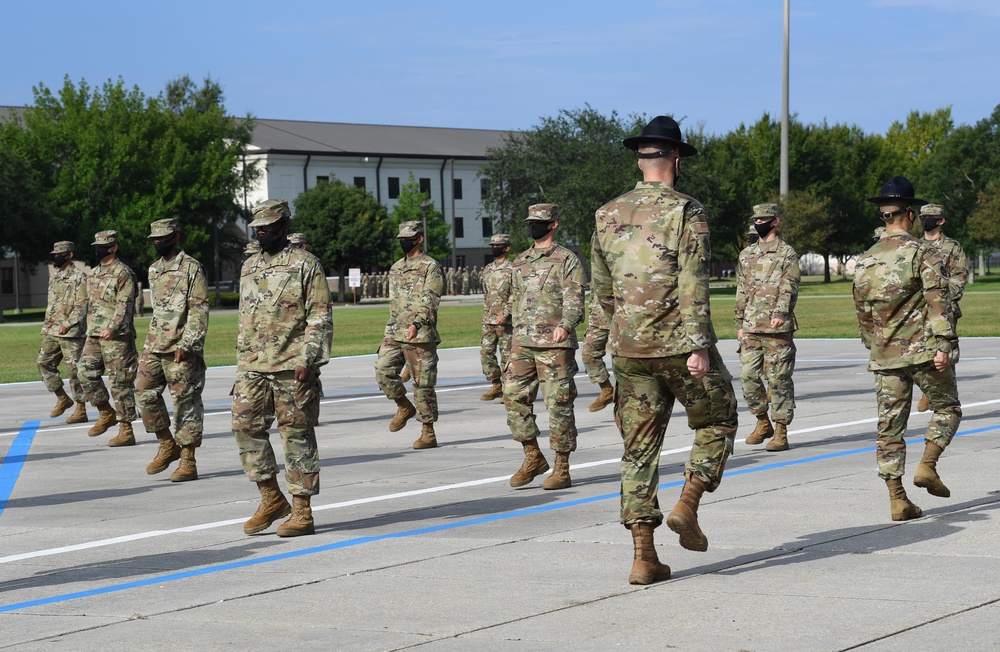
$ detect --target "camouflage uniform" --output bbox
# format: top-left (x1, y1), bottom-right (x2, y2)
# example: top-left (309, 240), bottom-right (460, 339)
top-left (504, 206), bottom-right (585, 453)
top-left (920, 205), bottom-right (968, 330)
top-left (461, 267), bottom-right (470, 295)
top-left (734, 205), bottom-right (800, 425)
top-left (480, 235), bottom-right (513, 383)
top-left (233, 201), bottom-right (333, 496)
top-left (374, 222), bottom-right (444, 424)
top-left (591, 181), bottom-right (738, 528)
top-left (582, 298), bottom-right (610, 385)
top-left (37, 242), bottom-right (89, 405)
top-left (446, 267), bottom-right (456, 295)
top-left (136, 220), bottom-right (210, 447)
top-left (79, 231), bottom-right (139, 424)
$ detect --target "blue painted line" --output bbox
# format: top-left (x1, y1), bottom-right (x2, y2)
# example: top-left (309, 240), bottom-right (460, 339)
top-left (1, 422), bottom-right (997, 614)
top-left (0, 421), bottom-right (39, 519)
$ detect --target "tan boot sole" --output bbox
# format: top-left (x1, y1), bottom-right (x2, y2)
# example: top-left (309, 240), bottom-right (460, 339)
top-left (666, 511), bottom-right (709, 552)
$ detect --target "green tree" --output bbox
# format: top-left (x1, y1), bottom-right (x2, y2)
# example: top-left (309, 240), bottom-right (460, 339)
top-left (967, 180), bottom-right (1000, 251)
top-left (0, 136), bottom-right (55, 263)
top-left (292, 177), bottom-right (394, 301)
top-left (778, 189), bottom-right (834, 262)
top-left (391, 172), bottom-right (451, 260)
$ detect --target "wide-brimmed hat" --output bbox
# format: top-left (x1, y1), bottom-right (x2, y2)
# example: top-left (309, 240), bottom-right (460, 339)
top-left (623, 116), bottom-right (698, 157)
top-left (866, 176), bottom-right (927, 207)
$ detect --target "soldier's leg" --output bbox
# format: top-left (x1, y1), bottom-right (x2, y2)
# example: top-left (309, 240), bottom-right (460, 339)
top-left (272, 370), bottom-right (321, 496)
top-left (503, 345), bottom-right (541, 442)
top-left (164, 353), bottom-right (207, 447)
top-left (912, 362), bottom-right (961, 450)
top-left (136, 352), bottom-right (170, 434)
top-left (374, 338), bottom-right (406, 400)
top-left (480, 324), bottom-right (500, 381)
top-left (763, 334), bottom-right (796, 424)
top-left (232, 370), bottom-right (279, 482)
top-left (739, 333), bottom-right (767, 416)
top-left (873, 370), bottom-right (912, 480)
top-left (37, 334), bottom-right (66, 394)
top-left (60, 337), bottom-right (87, 404)
top-left (103, 339), bottom-right (138, 423)
top-left (678, 345), bottom-right (738, 491)
top-left (582, 334), bottom-right (610, 386)
top-left (78, 337), bottom-right (110, 405)
top-left (405, 343), bottom-right (439, 424)
top-left (537, 349), bottom-right (579, 452)
top-left (498, 325), bottom-right (512, 374)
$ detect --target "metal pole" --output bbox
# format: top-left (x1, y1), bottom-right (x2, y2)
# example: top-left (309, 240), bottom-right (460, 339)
top-left (13, 251), bottom-right (22, 314)
top-left (450, 159), bottom-right (457, 268)
top-left (780, 0), bottom-right (790, 199)
top-left (420, 202), bottom-right (429, 254)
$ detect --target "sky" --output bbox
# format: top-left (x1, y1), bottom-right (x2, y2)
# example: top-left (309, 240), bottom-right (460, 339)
top-left (3, 0), bottom-right (998, 137)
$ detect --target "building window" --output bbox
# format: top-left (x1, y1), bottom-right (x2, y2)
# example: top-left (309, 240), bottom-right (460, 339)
top-left (419, 177), bottom-right (432, 197)
top-left (315, 175), bottom-right (329, 185)
top-left (454, 217), bottom-right (465, 239)
top-left (480, 178), bottom-right (490, 199)
top-left (1, 267), bottom-right (12, 295)
top-left (453, 178), bottom-right (463, 200)
top-left (388, 177), bottom-right (400, 199)
top-left (456, 255), bottom-right (465, 268)
top-left (354, 176), bottom-right (366, 190)
top-left (481, 219), bottom-right (493, 238)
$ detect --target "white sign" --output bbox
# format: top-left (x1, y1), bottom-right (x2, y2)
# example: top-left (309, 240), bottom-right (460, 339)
top-left (348, 268), bottom-right (361, 288)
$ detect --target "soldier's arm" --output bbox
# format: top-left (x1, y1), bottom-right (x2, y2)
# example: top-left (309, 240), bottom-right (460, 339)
top-left (180, 262), bottom-right (210, 354)
top-left (589, 231), bottom-right (616, 333)
top-left (921, 249), bottom-right (956, 352)
top-left (301, 258), bottom-right (333, 369)
top-left (559, 253), bottom-right (586, 331)
top-left (67, 273), bottom-right (89, 331)
top-left (416, 262), bottom-right (443, 327)
top-left (109, 267), bottom-right (136, 333)
top-left (773, 249), bottom-right (800, 323)
top-left (852, 283), bottom-right (874, 349)
top-left (949, 243), bottom-right (969, 303)
top-left (733, 251), bottom-right (748, 330)
top-left (677, 203), bottom-right (716, 350)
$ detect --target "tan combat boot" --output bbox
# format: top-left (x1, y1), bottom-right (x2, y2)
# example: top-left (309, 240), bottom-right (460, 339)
top-left (509, 439), bottom-right (550, 487)
top-left (400, 367), bottom-right (411, 383)
top-left (146, 428), bottom-right (180, 474)
top-left (50, 387), bottom-right (74, 418)
top-left (666, 473), bottom-right (709, 552)
top-left (66, 403), bottom-right (89, 424)
top-left (745, 413), bottom-right (773, 445)
top-left (276, 495), bottom-right (315, 537)
top-left (244, 477), bottom-right (292, 534)
top-left (887, 477), bottom-right (922, 521)
top-left (169, 446), bottom-right (198, 482)
top-left (108, 421), bottom-right (136, 447)
top-left (916, 394), bottom-right (930, 412)
top-left (913, 441), bottom-right (950, 497)
top-left (388, 396), bottom-right (416, 432)
top-left (765, 422), bottom-right (790, 452)
top-left (480, 379), bottom-right (503, 401)
top-left (542, 451), bottom-right (572, 490)
top-left (588, 380), bottom-right (614, 412)
top-left (413, 423), bottom-right (438, 449)
top-left (628, 522), bottom-right (672, 585)
top-left (88, 402), bottom-right (117, 436)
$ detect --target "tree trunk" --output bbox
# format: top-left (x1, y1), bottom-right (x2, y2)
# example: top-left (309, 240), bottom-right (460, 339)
top-left (337, 266), bottom-right (346, 303)
top-left (823, 252), bottom-right (831, 283)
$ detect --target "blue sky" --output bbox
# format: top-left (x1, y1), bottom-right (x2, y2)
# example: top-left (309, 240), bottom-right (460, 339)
top-left (3, 0), bottom-right (997, 136)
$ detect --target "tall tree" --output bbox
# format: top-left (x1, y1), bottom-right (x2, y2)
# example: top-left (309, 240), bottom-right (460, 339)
top-left (391, 173), bottom-right (451, 260)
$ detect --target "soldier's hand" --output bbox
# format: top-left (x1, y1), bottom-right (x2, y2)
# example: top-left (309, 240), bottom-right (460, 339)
top-left (100, 329), bottom-right (112, 340)
top-left (687, 348), bottom-right (709, 379)
top-left (57, 325), bottom-right (68, 335)
top-left (406, 325), bottom-right (418, 340)
top-left (174, 349), bottom-right (187, 363)
top-left (552, 327), bottom-right (569, 343)
top-left (294, 365), bottom-right (310, 382)
top-left (770, 317), bottom-right (785, 328)
top-left (737, 328), bottom-right (743, 341)
top-left (933, 350), bottom-right (950, 372)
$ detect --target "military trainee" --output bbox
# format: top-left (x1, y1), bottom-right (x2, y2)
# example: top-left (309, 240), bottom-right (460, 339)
top-left (735, 202), bottom-right (800, 452)
top-left (37, 241), bottom-right (90, 425)
top-left (78, 230), bottom-right (140, 445)
top-left (581, 297), bottom-right (614, 412)
top-left (479, 233), bottom-right (514, 401)
top-left (136, 219), bottom-right (209, 482)
top-left (233, 199), bottom-right (333, 537)
top-left (915, 203), bottom-right (968, 413)
top-left (504, 203), bottom-right (585, 490)
top-left (853, 176), bottom-right (961, 522)
top-left (590, 116), bottom-right (738, 585)
top-left (374, 220), bottom-right (445, 449)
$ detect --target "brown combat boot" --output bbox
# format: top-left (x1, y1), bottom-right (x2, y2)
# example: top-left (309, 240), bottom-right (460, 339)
top-left (413, 423), bottom-right (438, 449)
top-left (66, 403), bottom-right (89, 424)
top-left (745, 413), bottom-right (773, 445)
top-left (244, 477), bottom-right (292, 534)
top-left (887, 477), bottom-right (922, 521)
top-left (509, 439), bottom-right (550, 487)
top-left (276, 495), bottom-right (315, 537)
top-left (913, 441), bottom-right (950, 497)
top-left (916, 394), bottom-right (930, 412)
top-left (542, 451), bottom-right (572, 490)
top-left (108, 421), bottom-right (136, 447)
top-left (146, 428), bottom-right (180, 474)
top-left (400, 367), bottom-right (411, 383)
top-left (628, 522), bottom-right (672, 585)
top-left (50, 388), bottom-right (74, 418)
top-left (588, 380), bottom-right (614, 412)
top-left (480, 380), bottom-right (503, 401)
top-left (765, 422), bottom-right (790, 452)
top-left (388, 396), bottom-right (416, 432)
top-left (169, 446), bottom-right (198, 482)
top-left (666, 473), bottom-right (709, 552)
top-left (88, 402), bottom-right (117, 436)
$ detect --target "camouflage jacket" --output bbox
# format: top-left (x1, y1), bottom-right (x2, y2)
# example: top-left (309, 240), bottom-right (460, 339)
top-left (238, 246), bottom-right (332, 372)
top-left (481, 258), bottom-right (513, 325)
top-left (734, 238), bottom-right (800, 334)
top-left (853, 231), bottom-right (955, 371)
top-left (86, 258), bottom-right (137, 339)
top-left (584, 291), bottom-right (610, 354)
top-left (926, 235), bottom-right (968, 318)
top-left (510, 242), bottom-right (585, 349)
top-left (145, 250), bottom-right (209, 355)
top-left (42, 264), bottom-right (88, 338)
top-left (385, 253), bottom-right (443, 344)
top-left (591, 181), bottom-right (717, 358)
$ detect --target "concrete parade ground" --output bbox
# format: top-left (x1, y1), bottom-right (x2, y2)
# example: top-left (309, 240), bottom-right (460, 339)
top-left (1, 339), bottom-right (999, 651)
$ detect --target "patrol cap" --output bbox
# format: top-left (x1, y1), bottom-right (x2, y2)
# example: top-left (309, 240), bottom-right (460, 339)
top-left (92, 230), bottom-right (119, 246)
top-left (526, 203), bottom-right (560, 222)
top-left (747, 224), bottom-right (757, 237)
top-left (147, 218), bottom-right (180, 239)
top-left (751, 203), bottom-right (779, 220)
top-left (866, 176), bottom-right (927, 207)
top-left (51, 241), bottom-right (75, 255)
top-left (244, 240), bottom-right (261, 256)
top-left (920, 204), bottom-right (944, 217)
top-left (489, 233), bottom-right (511, 246)
top-left (396, 220), bottom-right (423, 238)
top-left (288, 232), bottom-right (307, 245)
top-left (249, 199), bottom-right (291, 227)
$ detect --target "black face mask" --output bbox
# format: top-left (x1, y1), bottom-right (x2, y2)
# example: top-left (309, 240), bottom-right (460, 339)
top-left (52, 254), bottom-right (69, 268)
top-left (95, 245), bottom-right (112, 260)
top-left (491, 246), bottom-right (507, 258)
top-left (153, 237), bottom-right (177, 257)
top-left (400, 239), bottom-right (419, 255)
top-left (754, 220), bottom-right (775, 239)
top-left (921, 217), bottom-right (942, 233)
top-left (256, 227), bottom-right (287, 255)
top-left (529, 222), bottom-right (552, 240)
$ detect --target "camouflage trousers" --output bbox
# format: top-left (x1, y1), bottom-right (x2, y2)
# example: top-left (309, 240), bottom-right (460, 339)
top-left (231, 369), bottom-right (322, 496)
top-left (613, 346), bottom-right (738, 529)
top-left (480, 322), bottom-right (512, 382)
top-left (503, 345), bottom-right (578, 452)
top-left (79, 336), bottom-right (138, 422)
top-left (136, 351), bottom-right (206, 447)
top-left (37, 334), bottom-right (86, 403)
top-left (375, 338), bottom-right (439, 423)
top-left (582, 328), bottom-right (610, 385)
top-left (873, 362), bottom-right (961, 480)
top-left (739, 331), bottom-right (796, 424)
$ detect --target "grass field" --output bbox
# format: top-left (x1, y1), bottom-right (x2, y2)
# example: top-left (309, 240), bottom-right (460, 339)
top-left (3, 275), bottom-right (997, 384)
